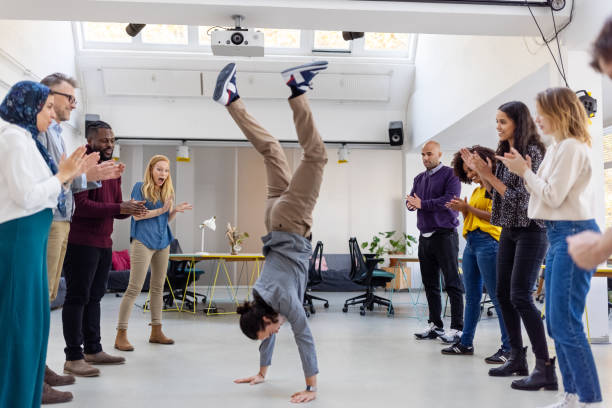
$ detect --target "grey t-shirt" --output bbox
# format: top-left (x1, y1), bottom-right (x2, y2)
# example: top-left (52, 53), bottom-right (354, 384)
top-left (253, 231), bottom-right (319, 378)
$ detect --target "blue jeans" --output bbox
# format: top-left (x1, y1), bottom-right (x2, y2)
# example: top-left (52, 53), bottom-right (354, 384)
top-left (544, 220), bottom-right (602, 403)
top-left (460, 230), bottom-right (510, 351)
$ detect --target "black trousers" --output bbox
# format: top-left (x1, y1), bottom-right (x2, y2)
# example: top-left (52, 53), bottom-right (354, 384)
top-left (496, 226), bottom-right (549, 360)
top-left (418, 229), bottom-right (464, 330)
top-left (62, 244), bottom-right (111, 361)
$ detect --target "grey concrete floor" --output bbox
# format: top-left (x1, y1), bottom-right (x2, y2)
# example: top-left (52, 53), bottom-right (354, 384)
top-left (46, 290), bottom-right (612, 408)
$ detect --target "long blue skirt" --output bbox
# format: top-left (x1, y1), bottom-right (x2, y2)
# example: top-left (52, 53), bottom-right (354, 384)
top-left (0, 209), bottom-right (52, 408)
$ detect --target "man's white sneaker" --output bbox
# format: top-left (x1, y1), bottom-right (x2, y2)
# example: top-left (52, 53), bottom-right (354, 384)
top-left (439, 329), bottom-right (462, 344)
top-left (414, 322), bottom-right (444, 340)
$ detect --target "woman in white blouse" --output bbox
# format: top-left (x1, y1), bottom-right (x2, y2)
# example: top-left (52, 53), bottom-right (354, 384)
top-left (0, 81), bottom-right (88, 408)
top-left (498, 87), bottom-right (603, 408)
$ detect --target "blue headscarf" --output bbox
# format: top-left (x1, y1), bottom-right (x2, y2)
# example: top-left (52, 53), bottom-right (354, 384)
top-left (0, 80), bottom-right (66, 216)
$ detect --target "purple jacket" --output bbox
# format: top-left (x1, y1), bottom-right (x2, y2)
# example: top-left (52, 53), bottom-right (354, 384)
top-left (408, 165), bottom-right (461, 235)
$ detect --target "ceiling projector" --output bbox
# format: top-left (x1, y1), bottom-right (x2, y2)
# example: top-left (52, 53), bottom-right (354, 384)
top-left (211, 15), bottom-right (264, 57)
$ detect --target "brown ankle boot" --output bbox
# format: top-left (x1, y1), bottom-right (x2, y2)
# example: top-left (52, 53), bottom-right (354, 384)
top-left (42, 383), bottom-right (73, 404)
top-left (114, 329), bottom-right (134, 351)
top-left (149, 324), bottom-right (174, 344)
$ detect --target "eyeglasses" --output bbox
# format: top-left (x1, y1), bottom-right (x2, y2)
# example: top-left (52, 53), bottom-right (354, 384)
top-left (52, 91), bottom-right (77, 105)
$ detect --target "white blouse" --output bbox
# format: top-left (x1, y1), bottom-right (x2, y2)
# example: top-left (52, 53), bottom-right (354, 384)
top-left (524, 137), bottom-right (594, 221)
top-left (0, 124), bottom-right (62, 224)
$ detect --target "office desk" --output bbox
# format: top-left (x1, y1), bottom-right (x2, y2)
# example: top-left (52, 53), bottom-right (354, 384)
top-left (169, 253), bottom-right (265, 315)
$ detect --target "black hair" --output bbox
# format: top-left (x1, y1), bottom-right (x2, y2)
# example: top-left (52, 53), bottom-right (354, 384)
top-left (236, 290), bottom-right (279, 340)
top-left (451, 145), bottom-right (497, 184)
top-left (86, 120), bottom-right (112, 141)
top-left (496, 101), bottom-right (545, 157)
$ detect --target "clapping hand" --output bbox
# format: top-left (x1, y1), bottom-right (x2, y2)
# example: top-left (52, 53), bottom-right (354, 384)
top-left (496, 147), bottom-right (530, 176)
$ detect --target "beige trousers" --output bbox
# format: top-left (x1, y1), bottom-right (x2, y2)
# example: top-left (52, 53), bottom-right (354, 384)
top-left (117, 239), bottom-right (170, 329)
top-left (227, 94), bottom-right (328, 238)
top-left (46, 221), bottom-right (71, 302)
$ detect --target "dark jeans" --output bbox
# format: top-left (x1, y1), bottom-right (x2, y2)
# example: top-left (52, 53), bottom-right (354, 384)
top-left (545, 220), bottom-right (601, 403)
top-left (418, 229), bottom-right (464, 330)
top-left (496, 225), bottom-right (549, 360)
top-left (62, 244), bottom-right (111, 361)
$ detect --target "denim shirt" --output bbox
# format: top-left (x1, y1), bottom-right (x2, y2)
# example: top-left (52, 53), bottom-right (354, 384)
top-left (129, 182), bottom-right (173, 250)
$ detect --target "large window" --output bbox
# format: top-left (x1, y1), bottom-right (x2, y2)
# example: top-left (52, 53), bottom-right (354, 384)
top-left (313, 31), bottom-right (350, 51)
top-left (365, 32), bottom-right (412, 51)
top-left (82, 22), bottom-right (131, 43)
top-left (141, 24), bottom-right (188, 45)
top-left (79, 22), bottom-right (416, 60)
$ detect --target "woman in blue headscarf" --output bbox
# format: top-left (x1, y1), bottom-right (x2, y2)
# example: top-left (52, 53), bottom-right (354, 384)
top-left (0, 81), bottom-right (88, 407)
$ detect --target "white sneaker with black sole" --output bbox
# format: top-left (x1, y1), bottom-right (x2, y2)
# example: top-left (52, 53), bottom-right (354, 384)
top-left (439, 329), bottom-right (462, 344)
top-left (414, 322), bottom-right (444, 340)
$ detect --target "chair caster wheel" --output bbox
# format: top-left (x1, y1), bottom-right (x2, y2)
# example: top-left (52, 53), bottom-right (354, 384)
top-left (305, 311), bottom-right (310, 317)
top-left (342, 306), bottom-right (348, 313)
top-left (359, 306), bottom-right (365, 311)
top-left (310, 306), bottom-right (316, 314)
top-left (388, 307), bottom-right (395, 316)
top-left (487, 311), bottom-right (493, 317)
top-left (360, 310), bottom-right (366, 316)
top-left (324, 302), bottom-right (329, 308)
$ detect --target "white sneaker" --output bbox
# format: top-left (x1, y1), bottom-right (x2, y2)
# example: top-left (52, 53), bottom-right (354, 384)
top-left (439, 329), bottom-right (462, 344)
top-left (537, 393), bottom-right (579, 408)
top-left (414, 322), bottom-right (444, 340)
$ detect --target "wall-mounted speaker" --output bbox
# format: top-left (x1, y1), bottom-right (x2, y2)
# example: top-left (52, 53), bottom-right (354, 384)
top-left (389, 121), bottom-right (403, 146)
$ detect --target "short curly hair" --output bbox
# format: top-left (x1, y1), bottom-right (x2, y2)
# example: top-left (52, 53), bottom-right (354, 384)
top-left (451, 145), bottom-right (497, 184)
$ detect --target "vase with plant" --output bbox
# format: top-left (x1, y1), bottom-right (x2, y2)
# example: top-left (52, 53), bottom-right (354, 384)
top-left (225, 223), bottom-right (250, 255)
top-left (361, 231), bottom-right (417, 266)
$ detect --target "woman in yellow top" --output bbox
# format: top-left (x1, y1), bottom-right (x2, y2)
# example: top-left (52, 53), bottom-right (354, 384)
top-left (441, 146), bottom-right (510, 363)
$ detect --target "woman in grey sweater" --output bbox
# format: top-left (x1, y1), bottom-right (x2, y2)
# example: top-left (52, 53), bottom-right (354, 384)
top-left (213, 60), bottom-right (328, 404)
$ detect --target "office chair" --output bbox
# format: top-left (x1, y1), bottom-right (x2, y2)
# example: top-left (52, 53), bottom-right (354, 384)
top-left (163, 239), bottom-right (206, 311)
top-left (342, 237), bottom-right (395, 316)
top-left (303, 241), bottom-right (329, 317)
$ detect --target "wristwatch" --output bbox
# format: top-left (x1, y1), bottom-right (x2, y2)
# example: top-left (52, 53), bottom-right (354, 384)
top-left (306, 385), bottom-right (317, 392)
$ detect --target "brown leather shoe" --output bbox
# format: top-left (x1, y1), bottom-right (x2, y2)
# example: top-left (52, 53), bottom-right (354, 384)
top-left (45, 365), bottom-right (75, 387)
top-left (114, 329), bottom-right (134, 351)
top-left (42, 383), bottom-right (73, 404)
top-left (84, 351), bottom-right (126, 365)
top-left (149, 324), bottom-right (174, 345)
top-left (63, 359), bottom-right (100, 377)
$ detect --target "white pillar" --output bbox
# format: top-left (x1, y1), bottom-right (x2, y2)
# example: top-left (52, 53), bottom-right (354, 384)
top-left (175, 152), bottom-right (195, 253)
top-left (567, 50), bottom-right (609, 343)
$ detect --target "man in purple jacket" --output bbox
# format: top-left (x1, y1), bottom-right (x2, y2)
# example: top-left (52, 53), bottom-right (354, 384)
top-left (406, 141), bottom-right (464, 342)
top-left (62, 121), bottom-right (147, 377)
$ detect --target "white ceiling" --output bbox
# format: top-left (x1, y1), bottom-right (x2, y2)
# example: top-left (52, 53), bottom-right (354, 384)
top-left (3, 0), bottom-right (568, 36)
top-left (430, 64), bottom-right (551, 152)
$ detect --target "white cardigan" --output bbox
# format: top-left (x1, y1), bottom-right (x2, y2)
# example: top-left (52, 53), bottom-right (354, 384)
top-left (524, 137), bottom-right (594, 221)
top-left (0, 124), bottom-right (62, 224)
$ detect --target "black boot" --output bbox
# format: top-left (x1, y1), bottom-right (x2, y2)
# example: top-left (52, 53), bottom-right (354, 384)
top-left (511, 357), bottom-right (558, 391)
top-left (488, 346), bottom-right (528, 377)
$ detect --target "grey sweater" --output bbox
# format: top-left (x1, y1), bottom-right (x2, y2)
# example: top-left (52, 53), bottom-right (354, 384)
top-left (253, 231), bottom-right (319, 378)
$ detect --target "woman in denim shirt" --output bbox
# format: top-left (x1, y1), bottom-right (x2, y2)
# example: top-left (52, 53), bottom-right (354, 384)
top-left (114, 155), bottom-right (191, 351)
top-left (499, 88), bottom-right (603, 408)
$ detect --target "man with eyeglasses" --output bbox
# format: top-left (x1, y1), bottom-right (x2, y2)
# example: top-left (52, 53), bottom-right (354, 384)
top-left (37, 72), bottom-right (123, 404)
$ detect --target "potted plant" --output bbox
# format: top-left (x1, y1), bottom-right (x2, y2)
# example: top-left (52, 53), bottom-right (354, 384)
top-left (361, 231), bottom-right (417, 266)
top-left (225, 223), bottom-right (250, 255)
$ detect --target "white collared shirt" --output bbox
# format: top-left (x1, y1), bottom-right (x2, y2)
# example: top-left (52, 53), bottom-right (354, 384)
top-left (0, 124), bottom-right (62, 223)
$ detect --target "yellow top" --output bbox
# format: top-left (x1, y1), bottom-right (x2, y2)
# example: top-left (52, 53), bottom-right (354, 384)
top-left (462, 186), bottom-right (502, 241)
